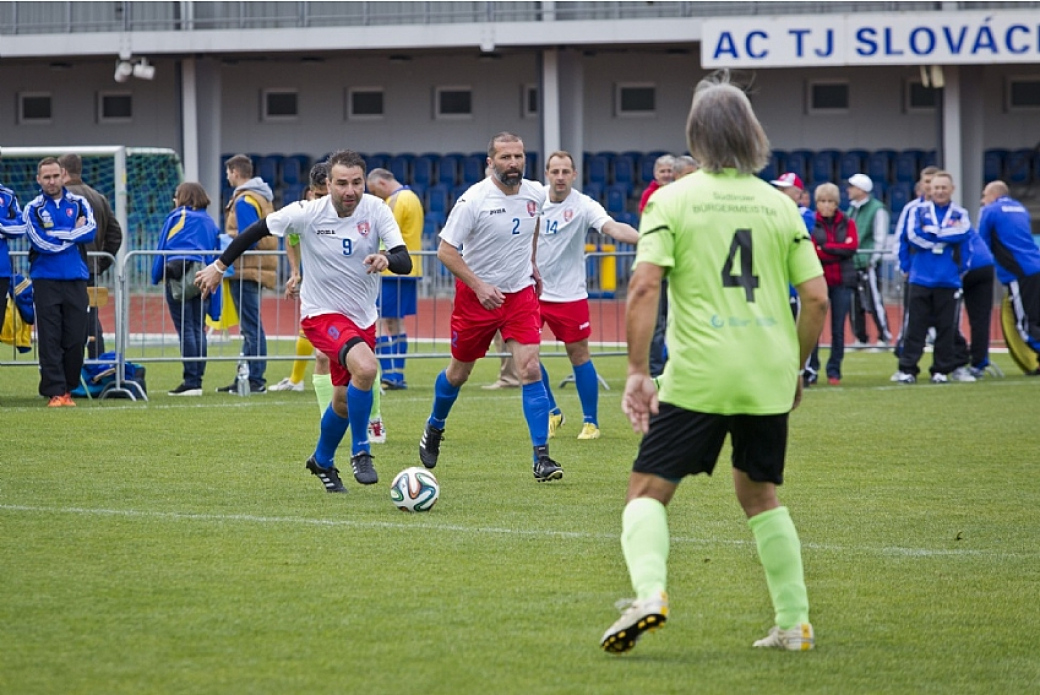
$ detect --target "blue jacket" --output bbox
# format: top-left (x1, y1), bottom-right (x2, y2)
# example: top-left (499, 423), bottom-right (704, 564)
top-left (977, 196), bottom-right (1040, 285)
top-left (0, 184), bottom-right (27, 277)
top-left (24, 188), bottom-right (97, 281)
top-left (901, 201), bottom-right (971, 289)
top-left (151, 206), bottom-right (220, 285)
top-left (960, 230), bottom-right (994, 274)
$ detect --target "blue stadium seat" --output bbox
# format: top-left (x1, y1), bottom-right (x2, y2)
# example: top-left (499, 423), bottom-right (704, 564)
top-left (894, 150), bottom-right (922, 184)
top-left (586, 154), bottom-right (609, 186)
top-left (921, 150), bottom-right (938, 168)
top-left (388, 155), bottom-right (413, 184)
top-left (452, 184), bottom-right (470, 206)
top-left (983, 149), bottom-right (1007, 183)
top-left (887, 181), bottom-right (913, 213)
top-left (461, 154), bottom-right (484, 185)
top-left (364, 153), bottom-right (388, 173)
top-left (280, 156), bottom-right (306, 186)
top-left (525, 152), bottom-right (538, 179)
top-left (812, 150), bottom-right (839, 185)
top-left (638, 154), bottom-right (659, 185)
top-left (412, 155), bottom-right (437, 188)
top-left (784, 150), bottom-right (810, 184)
top-left (257, 155), bottom-right (282, 185)
top-left (422, 217), bottom-right (439, 247)
top-left (437, 154), bottom-right (462, 188)
top-left (582, 181), bottom-right (604, 204)
top-left (605, 184), bottom-right (628, 214)
top-left (839, 150), bottom-right (868, 181)
top-left (426, 184), bottom-right (451, 218)
top-left (281, 183), bottom-right (306, 205)
top-left (1006, 149), bottom-right (1034, 185)
top-left (612, 154), bottom-right (637, 190)
top-left (408, 182), bottom-right (426, 203)
top-left (866, 150), bottom-right (896, 183)
top-left (424, 210), bottom-right (446, 228)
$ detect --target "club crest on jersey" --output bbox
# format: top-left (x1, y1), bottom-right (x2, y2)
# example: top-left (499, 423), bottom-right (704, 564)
top-left (357, 221), bottom-right (370, 236)
top-left (328, 326), bottom-right (341, 340)
top-left (563, 209), bottom-right (573, 222)
top-left (527, 201), bottom-right (537, 217)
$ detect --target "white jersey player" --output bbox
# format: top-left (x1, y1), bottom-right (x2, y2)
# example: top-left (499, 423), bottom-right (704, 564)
top-left (538, 150), bottom-right (639, 441)
top-left (196, 150), bottom-right (412, 494)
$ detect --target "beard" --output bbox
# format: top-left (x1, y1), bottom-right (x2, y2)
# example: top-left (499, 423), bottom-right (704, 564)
top-left (495, 168), bottom-right (523, 188)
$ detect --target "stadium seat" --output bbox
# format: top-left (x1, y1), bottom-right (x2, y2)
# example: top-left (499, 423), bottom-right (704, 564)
top-left (388, 155), bottom-right (413, 184)
top-left (437, 154), bottom-right (462, 188)
top-left (612, 154), bottom-right (637, 190)
top-left (461, 154), bottom-right (484, 185)
top-left (894, 150), bottom-right (922, 184)
top-left (452, 184), bottom-right (470, 206)
top-left (638, 154), bottom-right (659, 185)
top-left (866, 149), bottom-right (896, 183)
top-left (921, 150), bottom-right (938, 168)
top-left (525, 152), bottom-right (538, 179)
top-left (280, 157), bottom-right (304, 186)
top-left (605, 184), bottom-right (628, 214)
top-left (426, 184), bottom-right (451, 218)
top-left (812, 150), bottom-right (840, 185)
top-left (408, 182), bottom-right (426, 203)
top-left (257, 155), bottom-right (282, 185)
top-left (412, 155), bottom-right (437, 188)
top-left (281, 183), bottom-right (306, 205)
top-left (586, 154), bottom-right (609, 186)
top-left (783, 150), bottom-right (810, 184)
top-left (759, 153), bottom-right (779, 183)
top-left (887, 181), bottom-right (913, 213)
top-left (424, 210), bottom-right (447, 228)
top-left (582, 181), bottom-right (603, 204)
top-left (839, 150), bottom-right (868, 181)
top-left (1006, 149), bottom-right (1034, 185)
top-left (983, 149), bottom-right (1007, 183)
top-left (364, 153), bottom-right (388, 173)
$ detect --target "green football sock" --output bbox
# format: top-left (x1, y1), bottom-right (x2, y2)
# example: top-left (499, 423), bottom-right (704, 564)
top-left (749, 506), bottom-right (809, 629)
top-left (621, 497), bottom-right (669, 601)
top-left (312, 373), bottom-right (333, 415)
top-left (370, 366), bottom-right (382, 420)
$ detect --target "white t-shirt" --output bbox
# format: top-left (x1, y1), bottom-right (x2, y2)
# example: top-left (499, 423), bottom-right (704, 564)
top-left (265, 194), bottom-right (404, 327)
top-left (439, 177), bottom-right (545, 293)
top-left (538, 188), bottom-right (612, 302)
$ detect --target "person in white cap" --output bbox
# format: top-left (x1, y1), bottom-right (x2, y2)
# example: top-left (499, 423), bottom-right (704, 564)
top-left (770, 172), bottom-right (815, 232)
top-left (845, 173), bottom-right (892, 349)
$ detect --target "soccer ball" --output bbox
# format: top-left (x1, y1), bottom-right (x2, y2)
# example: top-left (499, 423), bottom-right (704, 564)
top-left (390, 467), bottom-right (440, 512)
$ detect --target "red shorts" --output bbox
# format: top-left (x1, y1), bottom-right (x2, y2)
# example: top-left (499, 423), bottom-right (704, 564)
top-left (450, 280), bottom-right (541, 363)
top-left (539, 298), bottom-right (592, 344)
top-left (301, 314), bottom-right (376, 387)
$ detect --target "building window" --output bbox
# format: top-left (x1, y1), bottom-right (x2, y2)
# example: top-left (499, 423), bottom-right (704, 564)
top-left (522, 84), bottom-right (538, 118)
top-left (262, 89), bottom-right (298, 121)
top-left (435, 86), bottom-right (472, 119)
top-left (904, 80), bottom-right (937, 112)
top-left (1007, 77), bottom-right (1040, 110)
top-left (347, 87), bottom-right (384, 120)
top-left (19, 92), bottom-right (52, 124)
top-left (615, 83), bottom-right (656, 117)
top-left (807, 80), bottom-right (849, 114)
top-left (98, 92), bottom-right (133, 123)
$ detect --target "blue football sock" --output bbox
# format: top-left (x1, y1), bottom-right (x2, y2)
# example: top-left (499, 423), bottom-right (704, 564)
top-left (540, 362), bottom-right (559, 414)
top-left (428, 370), bottom-right (460, 430)
top-left (392, 333), bottom-right (408, 380)
top-left (574, 360), bottom-right (599, 425)
top-left (375, 335), bottom-right (393, 380)
top-left (522, 381), bottom-right (550, 451)
top-left (347, 383), bottom-right (373, 455)
top-left (313, 404), bottom-right (350, 468)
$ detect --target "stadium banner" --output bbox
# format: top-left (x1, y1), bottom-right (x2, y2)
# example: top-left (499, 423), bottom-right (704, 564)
top-left (702, 11), bottom-right (1040, 68)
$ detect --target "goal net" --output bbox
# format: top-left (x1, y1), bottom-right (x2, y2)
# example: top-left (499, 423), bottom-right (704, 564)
top-left (0, 145), bottom-right (183, 284)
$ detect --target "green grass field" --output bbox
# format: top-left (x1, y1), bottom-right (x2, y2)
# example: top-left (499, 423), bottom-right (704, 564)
top-left (2, 349), bottom-right (1038, 694)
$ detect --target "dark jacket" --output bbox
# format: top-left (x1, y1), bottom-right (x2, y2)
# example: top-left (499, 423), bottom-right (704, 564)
top-left (812, 210), bottom-right (858, 288)
top-left (64, 178), bottom-right (123, 280)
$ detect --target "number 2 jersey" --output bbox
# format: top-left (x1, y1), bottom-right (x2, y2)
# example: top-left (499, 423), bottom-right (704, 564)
top-left (265, 193), bottom-right (404, 327)
top-left (637, 169), bottom-right (823, 415)
top-left (538, 187), bottom-right (612, 303)
top-left (439, 177), bottom-right (545, 293)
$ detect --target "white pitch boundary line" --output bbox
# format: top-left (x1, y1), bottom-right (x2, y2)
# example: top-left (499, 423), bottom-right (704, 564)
top-left (0, 504), bottom-right (1028, 559)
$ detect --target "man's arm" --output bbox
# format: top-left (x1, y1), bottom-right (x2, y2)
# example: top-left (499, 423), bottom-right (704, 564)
top-left (601, 220), bottom-right (640, 246)
top-left (196, 218), bottom-right (270, 296)
top-left (793, 274), bottom-right (828, 410)
top-left (622, 261), bottom-right (664, 433)
top-left (284, 236), bottom-right (301, 298)
top-left (437, 239), bottom-right (504, 310)
top-left (95, 197), bottom-right (123, 275)
top-left (530, 217), bottom-right (542, 297)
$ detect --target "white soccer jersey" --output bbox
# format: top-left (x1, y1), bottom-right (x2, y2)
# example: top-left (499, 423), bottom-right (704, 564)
top-left (439, 177), bottom-right (545, 293)
top-left (266, 194), bottom-right (404, 327)
top-left (538, 188), bottom-right (612, 302)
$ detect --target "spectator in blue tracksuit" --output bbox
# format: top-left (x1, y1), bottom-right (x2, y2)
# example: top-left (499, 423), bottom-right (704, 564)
top-left (954, 230), bottom-right (995, 375)
top-left (24, 157), bottom-right (97, 405)
top-left (152, 182), bottom-right (221, 397)
top-left (978, 180), bottom-right (1040, 361)
top-left (894, 171), bottom-right (971, 384)
top-left (1, 182), bottom-right (28, 328)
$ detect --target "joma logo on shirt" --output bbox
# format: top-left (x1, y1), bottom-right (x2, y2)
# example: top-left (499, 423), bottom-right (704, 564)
top-left (316, 229), bottom-right (335, 235)
top-left (489, 208), bottom-right (506, 215)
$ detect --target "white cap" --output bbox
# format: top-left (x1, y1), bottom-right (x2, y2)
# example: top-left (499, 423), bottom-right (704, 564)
top-left (848, 173), bottom-right (874, 194)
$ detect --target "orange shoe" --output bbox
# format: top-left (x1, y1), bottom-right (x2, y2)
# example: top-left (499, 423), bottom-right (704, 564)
top-left (47, 395), bottom-right (65, 407)
top-left (61, 393), bottom-right (77, 407)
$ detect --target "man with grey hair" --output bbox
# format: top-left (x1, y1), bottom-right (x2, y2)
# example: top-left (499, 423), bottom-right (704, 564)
top-left (672, 155), bottom-right (699, 179)
top-left (601, 72), bottom-right (828, 655)
top-left (638, 154), bottom-right (676, 213)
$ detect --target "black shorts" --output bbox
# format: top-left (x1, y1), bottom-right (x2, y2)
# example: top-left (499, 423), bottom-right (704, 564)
top-left (632, 403), bottom-right (789, 485)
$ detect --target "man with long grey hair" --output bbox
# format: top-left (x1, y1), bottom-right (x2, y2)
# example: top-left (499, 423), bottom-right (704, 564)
top-left (601, 72), bottom-right (828, 654)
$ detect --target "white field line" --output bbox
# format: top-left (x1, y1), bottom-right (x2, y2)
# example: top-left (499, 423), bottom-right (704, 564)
top-left (0, 504), bottom-right (1028, 559)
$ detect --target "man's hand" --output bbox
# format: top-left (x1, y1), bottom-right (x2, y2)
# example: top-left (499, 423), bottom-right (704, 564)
top-left (363, 253), bottom-right (389, 274)
top-left (531, 265), bottom-right (543, 298)
top-left (284, 273), bottom-right (301, 299)
top-left (75, 216), bottom-right (86, 228)
top-left (473, 279), bottom-right (505, 310)
top-left (792, 376), bottom-right (804, 411)
top-left (194, 262), bottom-right (225, 298)
top-left (622, 373), bottom-right (659, 434)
